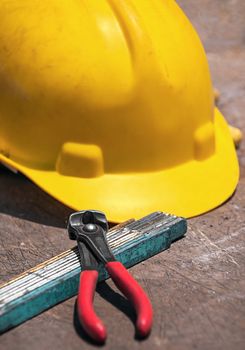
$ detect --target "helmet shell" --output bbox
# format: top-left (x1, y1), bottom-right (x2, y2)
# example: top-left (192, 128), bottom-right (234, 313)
top-left (0, 0), bottom-right (239, 221)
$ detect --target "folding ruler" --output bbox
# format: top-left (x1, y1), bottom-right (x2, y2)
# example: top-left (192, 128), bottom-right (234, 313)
top-left (0, 212), bottom-right (187, 333)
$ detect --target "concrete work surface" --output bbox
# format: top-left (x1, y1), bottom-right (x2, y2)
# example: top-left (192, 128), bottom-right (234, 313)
top-left (0, 1), bottom-right (244, 349)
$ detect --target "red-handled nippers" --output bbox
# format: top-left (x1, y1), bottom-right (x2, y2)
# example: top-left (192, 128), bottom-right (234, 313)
top-left (68, 210), bottom-right (153, 343)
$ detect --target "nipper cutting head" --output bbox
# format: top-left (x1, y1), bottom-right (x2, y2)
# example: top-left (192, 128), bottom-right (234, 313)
top-left (68, 210), bottom-right (115, 269)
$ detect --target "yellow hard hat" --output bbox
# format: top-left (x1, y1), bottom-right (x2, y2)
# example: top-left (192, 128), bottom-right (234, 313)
top-left (0, 0), bottom-right (239, 222)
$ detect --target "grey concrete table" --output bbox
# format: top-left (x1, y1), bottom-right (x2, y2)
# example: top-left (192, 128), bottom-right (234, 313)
top-left (0, 1), bottom-right (245, 349)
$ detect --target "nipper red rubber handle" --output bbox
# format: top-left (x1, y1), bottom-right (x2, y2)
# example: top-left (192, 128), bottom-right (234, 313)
top-left (77, 262), bottom-right (153, 342)
top-left (106, 261), bottom-right (153, 337)
top-left (77, 270), bottom-right (107, 343)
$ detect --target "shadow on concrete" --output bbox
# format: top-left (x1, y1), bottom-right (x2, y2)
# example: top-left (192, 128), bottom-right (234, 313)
top-left (0, 165), bottom-right (119, 228)
top-left (0, 165), bottom-right (72, 228)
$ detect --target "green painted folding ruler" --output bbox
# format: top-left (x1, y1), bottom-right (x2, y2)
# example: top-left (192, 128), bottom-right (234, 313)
top-left (0, 211), bottom-right (187, 333)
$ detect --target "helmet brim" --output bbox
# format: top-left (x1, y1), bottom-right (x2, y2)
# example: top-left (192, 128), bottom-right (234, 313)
top-left (0, 108), bottom-right (239, 222)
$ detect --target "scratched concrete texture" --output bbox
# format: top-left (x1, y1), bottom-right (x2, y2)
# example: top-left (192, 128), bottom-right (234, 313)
top-left (0, 0), bottom-right (245, 349)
